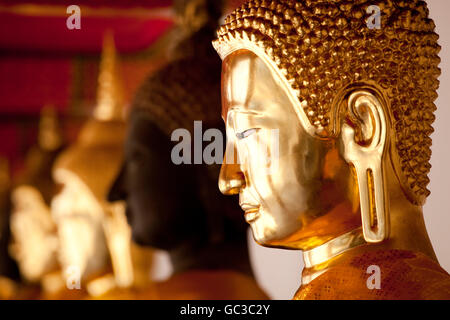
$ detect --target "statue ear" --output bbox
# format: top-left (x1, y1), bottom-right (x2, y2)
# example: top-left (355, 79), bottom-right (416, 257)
top-left (340, 90), bottom-right (390, 243)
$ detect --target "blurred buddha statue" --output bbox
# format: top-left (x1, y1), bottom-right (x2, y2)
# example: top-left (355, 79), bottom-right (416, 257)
top-left (51, 33), bottom-right (153, 299)
top-left (214, 0), bottom-right (450, 299)
top-left (0, 158), bottom-right (20, 299)
top-left (94, 201), bottom-right (155, 299)
top-left (9, 107), bottom-right (64, 298)
top-left (107, 0), bottom-right (268, 300)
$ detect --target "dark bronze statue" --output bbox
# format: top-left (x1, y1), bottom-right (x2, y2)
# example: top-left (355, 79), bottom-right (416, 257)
top-left (108, 0), bottom-right (268, 300)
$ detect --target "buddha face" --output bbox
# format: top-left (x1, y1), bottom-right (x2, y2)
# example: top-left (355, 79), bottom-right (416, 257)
top-left (108, 114), bottom-right (206, 250)
top-left (10, 186), bottom-right (59, 282)
top-left (51, 172), bottom-right (108, 278)
top-left (219, 50), bottom-right (356, 249)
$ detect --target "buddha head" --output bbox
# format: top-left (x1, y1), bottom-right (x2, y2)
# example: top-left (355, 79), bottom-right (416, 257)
top-left (51, 120), bottom-right (125, 281)
top-left (9, 107), bottom-right (63, 282)
top-left (107, 16), bottom-right (250, 273)
top-left (51, 33), bottom-right (126, 281)
top-left (214, 0), bottom-right (440, 250)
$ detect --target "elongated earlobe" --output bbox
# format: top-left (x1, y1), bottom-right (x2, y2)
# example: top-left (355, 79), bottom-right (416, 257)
top-left (341, 91), bottom-right (389, 243)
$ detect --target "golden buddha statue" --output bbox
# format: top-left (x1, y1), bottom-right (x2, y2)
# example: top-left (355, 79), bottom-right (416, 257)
top-left (214, 0), bottom-right (450, 299)
top-left (0, 157), bottom-right (20, 299)
top-left (50, 32), bottom-right (153, 299)
top-left (107, 0), bottom-right (268, 300)
top-left (9, 107), bottom-right (64, 299)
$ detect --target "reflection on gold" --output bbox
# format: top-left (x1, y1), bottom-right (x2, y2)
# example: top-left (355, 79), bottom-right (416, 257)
top-left (215, 0), bottom-right (450, 299)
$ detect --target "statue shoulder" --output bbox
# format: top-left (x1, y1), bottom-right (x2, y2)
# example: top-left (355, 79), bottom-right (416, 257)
top-left (296, 249), bottom-right (450, 300)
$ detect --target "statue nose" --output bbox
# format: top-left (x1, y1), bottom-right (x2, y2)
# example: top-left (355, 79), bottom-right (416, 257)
top-left (218, 162), bottom-right (246, 195)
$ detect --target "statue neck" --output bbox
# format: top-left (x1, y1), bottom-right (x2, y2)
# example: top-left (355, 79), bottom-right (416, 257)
top-left (380, 166), bottom-right (438, 262)
top-left (301, 227), bottom-right (366, 285)
top-left (297, 157), bottom-right (438, 287)
top-left (300, 196), bottom-right (438, 286)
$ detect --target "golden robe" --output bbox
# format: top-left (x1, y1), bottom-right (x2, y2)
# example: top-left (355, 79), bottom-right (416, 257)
top-left (295, 250), bottom-right (450, 300)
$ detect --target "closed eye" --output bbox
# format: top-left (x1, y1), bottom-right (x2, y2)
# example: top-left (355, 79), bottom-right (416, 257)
top-left (236, 128), bottom-right (259, 140)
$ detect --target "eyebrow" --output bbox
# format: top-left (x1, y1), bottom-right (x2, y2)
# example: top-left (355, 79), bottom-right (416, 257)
top-left (228, 106), bottom-right (262, 116)
top-left (223, 105), bottom-right (264, 124)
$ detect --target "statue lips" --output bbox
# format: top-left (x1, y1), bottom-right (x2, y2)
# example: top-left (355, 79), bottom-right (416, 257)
top-left (240, 203), bottom-right (260, 223)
